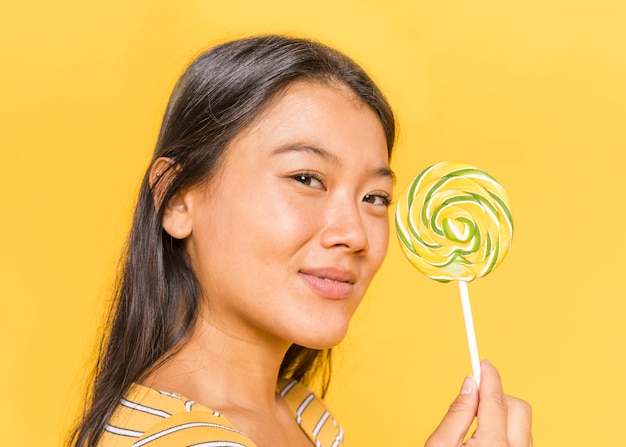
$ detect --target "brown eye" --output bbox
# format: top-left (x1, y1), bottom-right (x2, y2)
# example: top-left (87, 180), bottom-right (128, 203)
top-left (363, 194), bottom-right (391, 206)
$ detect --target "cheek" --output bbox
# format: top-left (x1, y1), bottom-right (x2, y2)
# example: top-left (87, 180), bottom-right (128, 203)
top-left (243, 194), bottom-right (319, 255)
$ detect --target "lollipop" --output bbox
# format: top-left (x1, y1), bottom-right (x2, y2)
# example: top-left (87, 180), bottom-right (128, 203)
top-left (395, 162), bottom-right (513, 384)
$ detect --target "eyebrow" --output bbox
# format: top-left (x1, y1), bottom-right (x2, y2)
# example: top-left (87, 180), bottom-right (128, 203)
top-left (271, 144), bottom-right (396, 183)
top-left (272, 144), bottom-right (340, 164)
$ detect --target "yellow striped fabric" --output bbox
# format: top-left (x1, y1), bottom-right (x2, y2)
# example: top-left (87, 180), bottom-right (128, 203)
top-left (98, 380), bottom-right (344, 447)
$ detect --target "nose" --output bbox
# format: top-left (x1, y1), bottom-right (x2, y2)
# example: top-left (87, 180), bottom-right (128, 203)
top-left (319, 198), bottom-right (369, 253)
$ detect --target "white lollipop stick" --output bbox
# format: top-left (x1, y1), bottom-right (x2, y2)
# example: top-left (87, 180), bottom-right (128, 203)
top-left (458, 280), bottom-right (481, 387)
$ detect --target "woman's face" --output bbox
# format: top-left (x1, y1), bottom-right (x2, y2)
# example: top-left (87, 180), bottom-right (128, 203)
top-left (179, 81), bottom-right (393, 350)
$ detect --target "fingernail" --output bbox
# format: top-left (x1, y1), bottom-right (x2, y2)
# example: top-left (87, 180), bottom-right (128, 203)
top-left (460, 376), bottom-right (474, 395)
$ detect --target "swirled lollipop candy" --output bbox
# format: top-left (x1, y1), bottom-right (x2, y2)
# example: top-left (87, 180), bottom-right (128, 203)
top-left (396, 162), bottom-right (513, 281)
top-left (395, 162), bottom-right (513, 384)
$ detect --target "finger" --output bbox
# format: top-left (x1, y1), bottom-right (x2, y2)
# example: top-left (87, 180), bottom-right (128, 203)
top-left (505, 395), bottom-right (533, 447)
top-left (474, 360), bottom-right (508, 443)
top-left (425, 376), bottom-right (479, 447)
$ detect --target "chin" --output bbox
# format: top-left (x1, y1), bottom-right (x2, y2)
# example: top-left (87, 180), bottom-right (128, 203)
top-left (294, 324), bottom-right (350, 350)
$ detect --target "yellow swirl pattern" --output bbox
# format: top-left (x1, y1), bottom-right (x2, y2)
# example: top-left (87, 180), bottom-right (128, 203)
top-left (395, 162), bottom-right (513, 282)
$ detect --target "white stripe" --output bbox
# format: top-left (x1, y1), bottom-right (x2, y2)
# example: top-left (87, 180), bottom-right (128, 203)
top-left (132, 422), bottom-right (247, 447)
top-left (295, 393), bottom-right (315, 425)
top-left (330, 424), bottom-right (344, 447)
top-left (121, 398), bottom-right (171, 418)
top-left (185, 400), bottom-right (196, 411)
top-left (279, 379), bottom-right (298, 397)
top-left (105, 424), bottom-right (143, 438)
top-left (312, 411), bottom-right (330, 437)
top-left (157, 389), bottom-right (181, 399)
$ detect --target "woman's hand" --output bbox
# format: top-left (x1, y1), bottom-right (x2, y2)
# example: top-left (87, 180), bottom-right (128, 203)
top-left (425, 360), bottom-right (532, 447)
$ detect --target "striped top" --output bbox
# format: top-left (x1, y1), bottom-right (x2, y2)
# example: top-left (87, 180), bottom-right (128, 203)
top-left (98, 379), bottom-right (344, 447)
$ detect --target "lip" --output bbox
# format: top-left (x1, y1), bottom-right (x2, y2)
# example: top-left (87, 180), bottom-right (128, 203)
top-left (298, 267), bottom-right (356, 300)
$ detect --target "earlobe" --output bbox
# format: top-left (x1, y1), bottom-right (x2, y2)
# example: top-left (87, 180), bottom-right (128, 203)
top-left (162, 191), bottom-right (194, 239)
top-left (149, 157), bottom-right (193, 239)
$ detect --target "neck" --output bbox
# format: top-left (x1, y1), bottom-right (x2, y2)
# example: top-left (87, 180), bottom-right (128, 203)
top-left (142, 310), bottom-right (292, 412)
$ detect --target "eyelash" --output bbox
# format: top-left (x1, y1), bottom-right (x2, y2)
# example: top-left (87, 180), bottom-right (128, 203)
top-left (291, 172), bottom-right (392, 207)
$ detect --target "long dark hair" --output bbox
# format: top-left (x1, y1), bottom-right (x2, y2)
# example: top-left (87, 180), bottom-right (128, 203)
top-left (68, 34), bottom-right (396, 447)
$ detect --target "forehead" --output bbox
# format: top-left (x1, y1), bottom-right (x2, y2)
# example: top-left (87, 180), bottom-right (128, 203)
top-left (229, 80), bottom-right (387, 154)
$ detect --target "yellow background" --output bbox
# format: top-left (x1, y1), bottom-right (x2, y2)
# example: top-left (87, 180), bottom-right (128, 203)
top-left (2, 1), bottom-right (625, 445)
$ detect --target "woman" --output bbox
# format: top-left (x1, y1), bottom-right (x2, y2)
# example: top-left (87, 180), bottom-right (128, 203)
top-left (69, 35), bottom-right (531, 447)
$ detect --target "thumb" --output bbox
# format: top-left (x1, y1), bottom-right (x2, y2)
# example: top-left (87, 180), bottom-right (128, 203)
top-left (426, 376), bottom-right (479, 447)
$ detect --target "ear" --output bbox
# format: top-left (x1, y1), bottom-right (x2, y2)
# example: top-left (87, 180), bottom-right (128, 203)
top-left (149, 157), bottom-right (193, 240)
